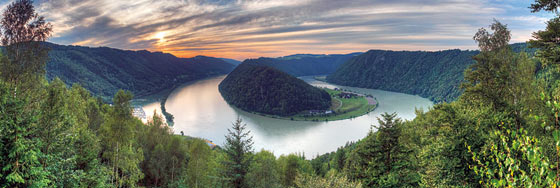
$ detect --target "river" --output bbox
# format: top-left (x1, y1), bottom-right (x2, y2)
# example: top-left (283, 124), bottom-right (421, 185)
top-left (143, 75), bottom-right (433, 157)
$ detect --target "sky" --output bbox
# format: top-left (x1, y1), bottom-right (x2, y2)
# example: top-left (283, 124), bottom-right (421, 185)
top-left (0, 0), bottom-right (554, 60)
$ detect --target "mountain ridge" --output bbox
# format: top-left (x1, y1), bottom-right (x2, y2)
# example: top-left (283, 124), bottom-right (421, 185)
top-left (327, 43), bottom-right (533, 103)
top-left (43, 42), bottom-right (235, 100)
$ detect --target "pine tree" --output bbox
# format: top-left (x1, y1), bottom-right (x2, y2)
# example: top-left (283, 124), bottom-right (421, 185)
top-left (0, 82), bottom-right (49, 187)
top-left (223, 118), bottom-right (254, 188)
top-left (365, 112), bottom-right (418, 187)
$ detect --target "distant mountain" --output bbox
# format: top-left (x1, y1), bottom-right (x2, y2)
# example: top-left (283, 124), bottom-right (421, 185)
top-left (219, 58), bottom-right (242, 66)
top-left (327, 43), bottom-right (533, 103)
top-left (44, 43), bottom-right (235, 100)
top-left (219, 63), bottom-right (331, 116)
top-left (242, 53), bottom-right (361, 76)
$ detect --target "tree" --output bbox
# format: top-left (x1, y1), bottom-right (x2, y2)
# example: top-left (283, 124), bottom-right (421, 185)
top-left (333, 146), bottom-right (347, 172)
top-left (462, 20), bottom-right (512, 111)
top-left (222, 118), bottom-right (254, 188)
top-left (530, 0), bottom-right (560, 13)
top-left (408, 104), bottom-right (482, 187)
top-left (137, 112), bottom-right (189, 187)
top-left (246, 149), bottom-right (280, 188)
top-left (349, 112), bottom-right (419, 187)
top-left (295, 172), bottom-right (362, 188)
top-left (529, 17), bottom-right (560, 66)
top-left (0, 81), bottom-right (49, 187)
top-left (279, 154), bottom-right (301, 187)
top-left (0, 0), bottom-right (52, 99)
top-left (37, 78), bottom-right (69, 159)
top-left (186, 139), bottom-right (212, 188)
top-left (100, 90), bottom-right (144, 187)
top-left (473, 19), bottom-right (511, 53)
top-left (463, 20), bottom-right (538, 128)
top-left (470, 123), bottom-right (558, 187)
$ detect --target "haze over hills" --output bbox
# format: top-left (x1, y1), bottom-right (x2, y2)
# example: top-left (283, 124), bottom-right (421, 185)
top-left (219, 58), bottom-right (242, 66)
top-left (44, 42), bottom-right (235, 100)
top-left (219, 63), bottom-right (331, 116)
top-left (242, 53), bottom-right (361, 76)
top-left (43, 41), bottom-right (533, 104)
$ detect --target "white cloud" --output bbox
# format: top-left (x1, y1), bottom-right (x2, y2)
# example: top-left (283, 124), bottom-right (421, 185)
top-left (24, 0), bottom-right (554, 59)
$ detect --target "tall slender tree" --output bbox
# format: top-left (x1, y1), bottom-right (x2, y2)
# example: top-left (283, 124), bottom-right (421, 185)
top-left (0, 81), bottom-right (49, 187)
top-left (223, 118), bottom-right (254, 188)
top-left (0, 0), bottom-right (52, 99)
top-left (100, 90), bottom-right (144, 187)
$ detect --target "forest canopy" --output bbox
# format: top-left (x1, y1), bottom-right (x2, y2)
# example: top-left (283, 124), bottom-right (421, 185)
top-left (219, 63), bottom-right (331, 116)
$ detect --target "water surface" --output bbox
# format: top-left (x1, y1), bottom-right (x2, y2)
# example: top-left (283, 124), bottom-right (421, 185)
top-left (145, 75), bottom-right (433, 156)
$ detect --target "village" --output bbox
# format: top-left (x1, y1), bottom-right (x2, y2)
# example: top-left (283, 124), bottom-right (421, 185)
top-left (303, 87), bottom-right (377, 118)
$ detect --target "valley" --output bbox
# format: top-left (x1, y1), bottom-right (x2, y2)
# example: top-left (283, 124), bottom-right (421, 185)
top-left (2, 0), bottom-right (557, 187)
top-left (145, 75), bottom-right (432, 156)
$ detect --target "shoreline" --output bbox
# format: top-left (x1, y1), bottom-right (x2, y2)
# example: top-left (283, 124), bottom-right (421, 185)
top-left (223, 87), bottom-right (379, 122)
top-left (133, 74), bottom-right (229, 124)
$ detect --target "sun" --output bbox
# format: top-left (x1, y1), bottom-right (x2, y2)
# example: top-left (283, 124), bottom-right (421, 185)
top-left (155, 32), bottom-right (165, 42)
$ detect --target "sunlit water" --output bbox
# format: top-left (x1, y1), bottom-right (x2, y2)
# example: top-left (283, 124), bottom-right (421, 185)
top-left (143, 75), bottom-right (433, 157)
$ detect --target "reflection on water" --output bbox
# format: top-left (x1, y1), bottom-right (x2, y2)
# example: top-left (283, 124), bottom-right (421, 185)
top-left (154, 75), bottom-right (433, 156)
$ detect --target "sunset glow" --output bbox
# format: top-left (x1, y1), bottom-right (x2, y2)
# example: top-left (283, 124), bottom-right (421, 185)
top-left (8, 0), bottom-right (553, 60)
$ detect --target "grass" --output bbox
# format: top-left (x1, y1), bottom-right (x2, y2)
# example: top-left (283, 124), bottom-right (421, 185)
top-left (258, 88), bottom-right (378, 121)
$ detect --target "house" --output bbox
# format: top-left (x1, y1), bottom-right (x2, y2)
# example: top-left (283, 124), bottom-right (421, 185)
top-left (338, 92), bottom-right (358, 99)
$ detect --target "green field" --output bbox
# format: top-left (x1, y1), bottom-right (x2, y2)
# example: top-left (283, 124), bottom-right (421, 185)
top-left (258, 88), bottom-right (377, 121)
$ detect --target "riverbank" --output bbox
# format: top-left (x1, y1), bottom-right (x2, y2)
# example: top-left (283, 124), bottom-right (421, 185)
top-left (158, 74), bottom-right (432, 156)
top-left (133, 74), bottom-right (229, 125)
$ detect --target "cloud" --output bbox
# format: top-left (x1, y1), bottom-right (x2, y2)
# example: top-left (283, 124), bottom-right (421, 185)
top-left (21, 0), bottom-right (554, 60)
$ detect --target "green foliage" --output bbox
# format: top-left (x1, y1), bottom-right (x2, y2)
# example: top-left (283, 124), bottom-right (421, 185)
top-left (278, 153), bottom-right (313, 187)
top-left (138, 112), bottom-right (189, 187)
top-left (470, 124), bottom-right (558, 187)
top-left (246, 150), bottom-right (281, 188)
top-left (186, 138), bottom-right (212, 188)
top-left (99, 90), bottom-right (144, 187)
top-left (219, 63), bottom-right (331, 116)
top-left (0, 81), bottom-right (50, 187)
top-left (365, 113), bottom-right (419, 187)
top-left (530, 0), bottom-right (560, 12)
top-left (327, 48), bottom-right (479, 103)
top-left (44, 43), bottom-right (235, 101)
top-left (408, 104), bottom-right (482, 187)
top-left (5, 0), bottom-right (560, 187)
top-left (327, 43), bottom-right (532, 103)
top-left (222, 118), bottom-right (254, 188)
top-left (0, 0), bottom-right (52, 100)
top-left (295, 172), bottom-right (362, 188)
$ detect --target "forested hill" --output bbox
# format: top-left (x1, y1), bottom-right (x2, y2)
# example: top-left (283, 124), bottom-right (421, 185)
top-left (44, 42), bottom-right (235, 100)
top-left (327, 43), bottom-right (532, 103)
top-left (242, 53), bottom-right (361, 76)
top-left (219, 63), bottom-right (331, 116)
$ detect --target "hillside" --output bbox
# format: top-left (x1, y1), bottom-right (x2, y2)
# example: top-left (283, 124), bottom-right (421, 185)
top-left (327, 43), bottom-right (533, 103)
top-left (218, 63), bottom-right (331, 116)
top-left (242, 53), bottom-right (361, 76)
top-left (44, 43), bottom-right (235, 100)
